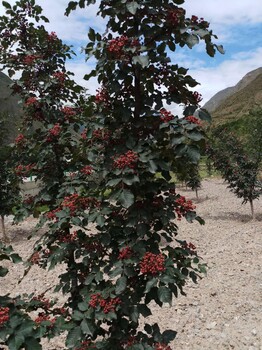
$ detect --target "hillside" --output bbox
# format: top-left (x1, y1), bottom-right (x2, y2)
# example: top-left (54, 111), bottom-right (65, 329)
top-left (0, 71), bottom-right (22, 144)
top-left (203, 67), bottom-right (262, 125)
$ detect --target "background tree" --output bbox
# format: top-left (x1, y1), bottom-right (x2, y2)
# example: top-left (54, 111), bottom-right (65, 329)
top-left (0, 0), bottom-right (223, 348)
top-left (207, 129), bottom-right (261, 219)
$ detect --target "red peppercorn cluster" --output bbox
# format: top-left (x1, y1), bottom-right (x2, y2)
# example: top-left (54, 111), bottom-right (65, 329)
top-left (92, 128), bottom-right (110, 142)
top-left (182, 241), bottom-right (197, 254)
top-left (95, 87), bottom-right (110, 107)
top-left (23, 54), bottom-right (40, 65)
top-left (46, 123), bottom-right (61, 141)
top-left (61, 194), bottom-right (99, 216)
top-left (191, 15), bottom-right (209, 28)
top-left (113, 150), bottom-right (138, 170)
top-left (61, 106), bottom-right (76, 115)
top-left (166, 7), bottom-right (184, 26)
top-left (58, 230), bottom-right (77, 243)
top-left (118, 246), bottom-right (133, 260)
top-left (192, 91), bottom-right (203, 104)
top-left (154, 343), bottom-right (172, 350)
top-left (35, 313), bottom-right (56, 325)
top-left (23, 194), bottom-right (35, 205)
top-left (32, 295), bottom-right (51, 310)
top-left (0, 307), bottom-right (9, 327)
top-left (47, 31), bottom-right (58, 41)
top-left (139, 252), bottom-right (166, 275)
top-left (76, 340), bottom-right (97, 350)
top-left (15, 133), bottom-right (25, 145)
top-left (185, 115), bottom-right (202, 126)
top-left (53, 71), bottom-right (66, 84)
top-left (25, 96), bottom-right (38, 106)
top-left (14, 163), bottom-right (35, 177)
top-left (160, 108), bottom-right (174, 123)
top-left (175, 196), bottom-right (196, 220)
top-left (84, 240), bottom-right (104, 254)
top-left (89, 294), bottom-right (121, 314)
top-left (80, 165), bottom-right (93, 176)
top-left (107, 35), bottom-right (129, 58)
top-left (29, 252), bottom-right (41, 264)
top-left (46, 208), bottom-right (60, 221)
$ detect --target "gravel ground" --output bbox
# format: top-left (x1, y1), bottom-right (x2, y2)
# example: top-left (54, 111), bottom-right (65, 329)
top-left (1, 178), bottom-right (262, 350)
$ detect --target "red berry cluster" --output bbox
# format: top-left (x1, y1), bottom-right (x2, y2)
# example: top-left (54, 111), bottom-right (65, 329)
top-left (61, 106), bottom-right (77, 119)
top-left (113, 150), bottom-right (138, 170)
top-left (25, 96), bottom-right (38, 107)
top-left (175, 196), bottom-right (196, 220)
top-left (35, 313), bottom-right (56, 326)
top-left (61, 194), bottom-right (99, 216)
top-left (191, 15), bottom-right (209, 28)
top-left (154, 343), bottom-right (172, 350)
top-left (32, 295), bottom-right (51, 310)
top-left (0, 307), bottom-right (9, 327)
top-left (182, 241), bottom-right (197, 254)
top-left (14, 163), bottom-right (35, 177)
top-left (192, 91), bottom-right (203, 104)
top-left (47, 123), bottom-right (61, 141)
top-left (107, 35), bottom-right (129, 58)
top-left (29, 252), bottom-right (41, 264)
top-left (166, 7), bottom-right (184, 26)
top-left (80, 165), bottom-right (93, 176)
top-left (15, 133), bottom-right (26, 146)
top-left (46, 208), bottom-right (60, 221)
top-left (185, 115), bottom-right (202, 126)
top-left (53, 71), bottom-right (66, 84)
top-left (139, 252), bottom-right (166, 275)
top-left (118, 246), bottom-right (133, 260)
top-left (58, 230), bottom-right (77, 243)
top-left (89, 294), bottom-right (121, 314)
top-left (92, 128), bottom-right (110, 142)
top-left (81, 128), bottom-right (87, 140)
top-left (47, 31), bottom-right (58, 41)
top-left (23, 194), bottom-right (35, 205)
top-left (95, 87), bottom-right (110, 107)
top-left (76, 340), bottom-right (97, 350)
top-left (160, 108), bottom-right (175, 123)
top-left (23, 54), bottom-right (40, 65)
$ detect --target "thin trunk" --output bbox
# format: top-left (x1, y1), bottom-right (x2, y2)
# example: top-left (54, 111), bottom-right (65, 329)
top-left (250, 199), bottom-right (255, 220)
top-left (1, 215), bottom-right (8, 242)
top-left (195, 189), bottom-right (199, 200)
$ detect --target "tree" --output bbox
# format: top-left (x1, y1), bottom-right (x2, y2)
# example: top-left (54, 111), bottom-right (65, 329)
top-left (0, 115), bottom-right (21, 242)
top-left (0, 0), bottom-right (223, 348)
top-left (207, 129), bottom-right (261, 219)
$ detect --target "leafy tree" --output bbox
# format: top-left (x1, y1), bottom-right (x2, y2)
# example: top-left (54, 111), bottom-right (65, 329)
top-left (0, 0), bottom-right (223, 348)
top-left (185, 164), bottom-right (201, 200)
top-left (0, 115), bottom-right (21, 242)
top-left (207, 129), bottom-right (261, 219)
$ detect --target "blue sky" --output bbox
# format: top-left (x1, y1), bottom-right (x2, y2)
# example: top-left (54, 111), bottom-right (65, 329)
top-left (1, 0), bottom-right (262, 107)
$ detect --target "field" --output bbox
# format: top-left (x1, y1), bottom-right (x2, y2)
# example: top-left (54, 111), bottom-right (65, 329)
top-left (1, 178), bottom-right (262, 350)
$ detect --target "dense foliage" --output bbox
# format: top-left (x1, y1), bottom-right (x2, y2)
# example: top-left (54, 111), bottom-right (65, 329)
top-left (0, 0), bottom-right (223, 348)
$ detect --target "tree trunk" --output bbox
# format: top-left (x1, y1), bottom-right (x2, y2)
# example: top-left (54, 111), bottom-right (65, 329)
top-left (1, 215), bottom-right (8, 242)
top-left (250, 199), bottom-right (255, 220)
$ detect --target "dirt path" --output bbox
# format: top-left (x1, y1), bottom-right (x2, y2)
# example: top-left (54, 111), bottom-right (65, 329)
top-left (1, 178), bottom-right (262, 349)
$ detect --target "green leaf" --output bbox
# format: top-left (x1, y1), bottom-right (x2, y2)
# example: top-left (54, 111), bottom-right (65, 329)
top-left (80, 319), bottom-right (95, 336)
top-left (187, 130), bottom-right (204, 141)
top-left (185, 34), bottom-right (199, 49)
top-left (119, 189), bottom-right (134, 208)
top-left (145, 277), bottom-right (157, 293)
top-left (78, 301), bottom-right (89, 312)
top-left (107, 178), bottom-right (121, 187)
top-left (66, 326), bottom-right (82, 348)
top-left (130, 305), bottom-right (139, 323)
top-left (2, 1), bottom-right (12, 9)
top-left (0, 266), bottom-right (8, 277)
top-left (132, 55), bottom-right (149, 67)
top-left (24, 338), bottom-right (42, 350)
top-left (215, 44), bottom-right (225, 54)
top-left (8, 334), bottom-right (25, 350)
top-left (186, 145), bottom-right (200, 163)
top-left (115, 276), bottom-right (127, 295)
top-left (197, 108), bottom-right (211, 122)
top-left (126, 1), bottom-right (140, 15)
top-left (162, 329), bottom-right (177, 343)
top-left (88, 27), bottom-right (96, 41)
top-left (157, 286), bottom-right (172, 304)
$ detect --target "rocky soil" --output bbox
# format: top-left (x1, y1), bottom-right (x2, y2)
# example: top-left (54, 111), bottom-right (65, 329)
top-left (1, 178), bottom-right (262, 350)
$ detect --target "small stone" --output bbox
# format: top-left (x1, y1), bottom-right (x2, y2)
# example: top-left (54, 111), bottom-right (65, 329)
top-left (251, 329), bottom-right (257, 336)
top-left (206, 321), bottom-right (217, 330)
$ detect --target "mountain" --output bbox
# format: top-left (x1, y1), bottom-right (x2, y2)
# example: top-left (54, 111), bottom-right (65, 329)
top-left (0, 72), bottom-right (22, 144)
top-left (203, 67), bottom-right (262, 124)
